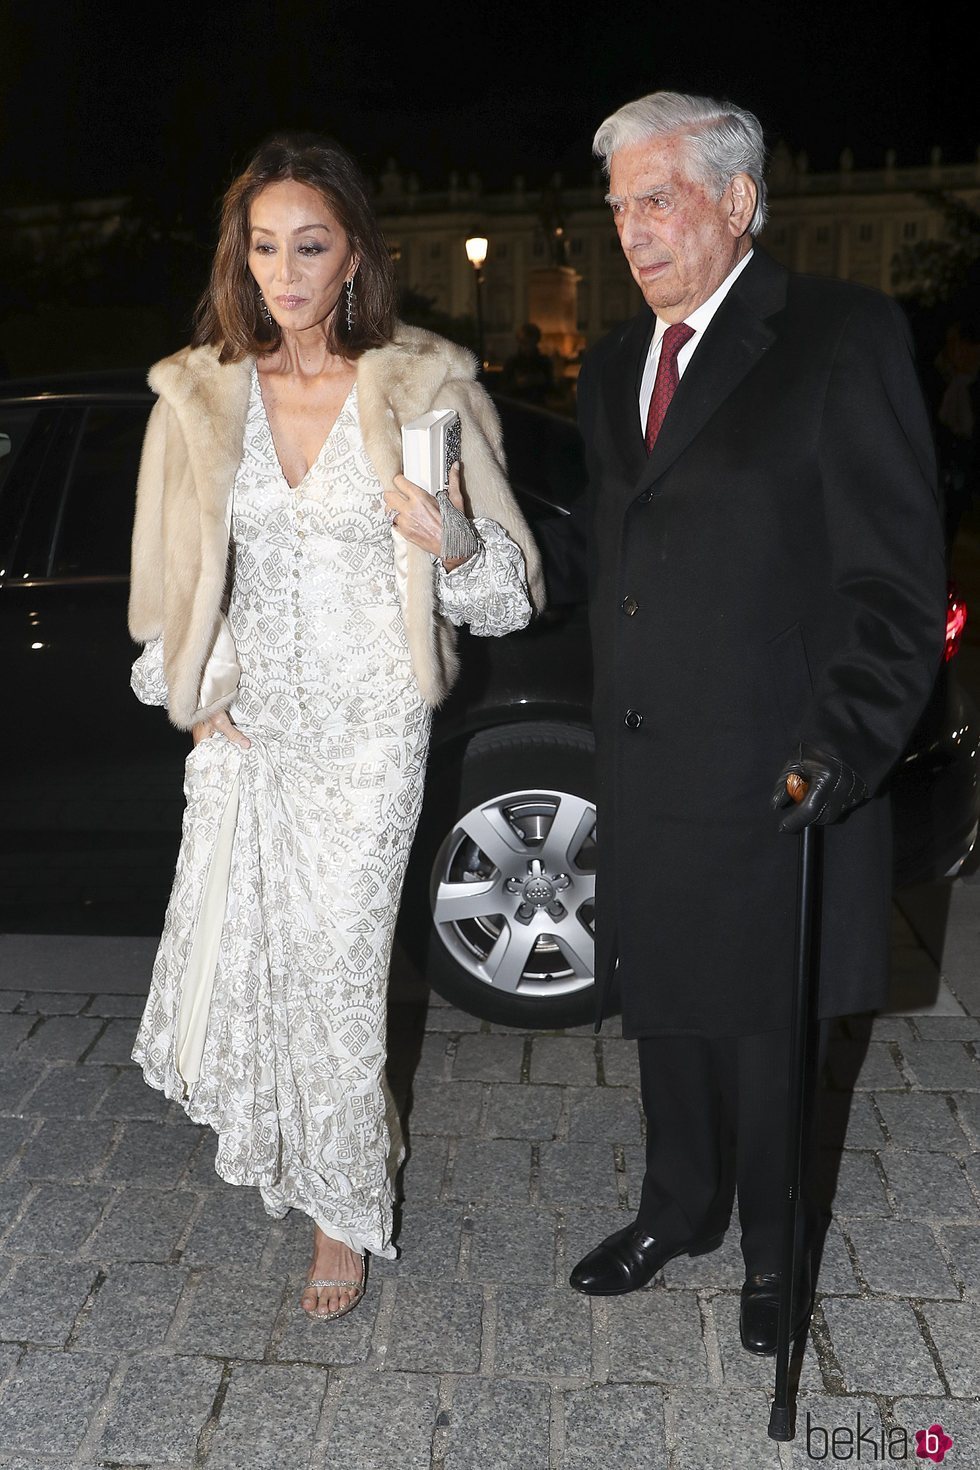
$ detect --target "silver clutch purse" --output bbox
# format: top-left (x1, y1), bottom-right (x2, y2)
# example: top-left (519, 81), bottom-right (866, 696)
top-left (400, 409), bottom-right (479, 562)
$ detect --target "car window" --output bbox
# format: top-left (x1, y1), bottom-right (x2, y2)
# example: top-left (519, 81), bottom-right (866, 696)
top-left (49, 404), bottom-right (150, 578)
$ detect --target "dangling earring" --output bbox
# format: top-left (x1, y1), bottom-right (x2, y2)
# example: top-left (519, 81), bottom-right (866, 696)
top-left (257, 290), bottom-right (273, 325)
top-left (345, 276), bottom-right (355, 332)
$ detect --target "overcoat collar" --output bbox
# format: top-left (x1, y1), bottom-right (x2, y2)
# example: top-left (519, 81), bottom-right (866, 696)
top-left (600, 248), bottom-right (788, 495)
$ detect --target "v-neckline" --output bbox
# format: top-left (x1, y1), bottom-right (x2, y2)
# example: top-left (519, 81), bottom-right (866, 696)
top-left (254, 368), bottom-right (356, 492)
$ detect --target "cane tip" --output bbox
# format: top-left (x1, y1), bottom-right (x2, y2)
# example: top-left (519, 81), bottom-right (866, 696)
top-left (786, 772), bottom-right (809, 804)
top-left (768, 1405), bottom-right (794, 1441)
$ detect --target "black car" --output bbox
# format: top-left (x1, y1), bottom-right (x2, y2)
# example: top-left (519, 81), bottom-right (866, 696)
top-left (1, 374), bottom-right (977, 1030)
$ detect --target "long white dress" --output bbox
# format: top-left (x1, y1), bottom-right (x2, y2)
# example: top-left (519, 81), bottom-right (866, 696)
top-left (131, 371), bottom-right (531, 1257)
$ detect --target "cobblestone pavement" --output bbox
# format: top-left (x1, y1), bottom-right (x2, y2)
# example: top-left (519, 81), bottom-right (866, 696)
top-left (1, 876), bottom-right (979, 1470)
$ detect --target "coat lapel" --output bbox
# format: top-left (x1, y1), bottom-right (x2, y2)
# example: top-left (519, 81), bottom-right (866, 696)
top-left (633, 249), bottom-right (787, 495)
top-left (600, 311), bottom-right (654, 482)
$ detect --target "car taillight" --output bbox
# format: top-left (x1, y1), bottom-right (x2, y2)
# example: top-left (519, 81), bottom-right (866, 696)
top-left (945, 585), bottom-right (967, 663)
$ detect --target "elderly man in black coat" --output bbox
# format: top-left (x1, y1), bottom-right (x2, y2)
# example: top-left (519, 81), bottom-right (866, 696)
top-left (564, 91), bottom-right (946, 1354)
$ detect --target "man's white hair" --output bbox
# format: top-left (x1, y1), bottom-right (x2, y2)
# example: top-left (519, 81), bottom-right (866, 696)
top-left (593, 91), bottom-right (768, 236)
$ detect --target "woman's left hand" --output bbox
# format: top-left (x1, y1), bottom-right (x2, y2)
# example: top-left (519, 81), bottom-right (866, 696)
top-left (384, 463), bottom-right (470, 571)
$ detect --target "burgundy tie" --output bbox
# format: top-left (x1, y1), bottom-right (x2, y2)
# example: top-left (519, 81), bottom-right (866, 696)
top-left (644, 322), bottom-right (695, 454)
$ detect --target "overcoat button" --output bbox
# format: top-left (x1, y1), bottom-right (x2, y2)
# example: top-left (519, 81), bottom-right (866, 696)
top-left (639, 488), bottom-right (654, 504)
top-left (621, 595), bottom-right (639, 616)
top-left (624, 708), bottom-right (643, 730)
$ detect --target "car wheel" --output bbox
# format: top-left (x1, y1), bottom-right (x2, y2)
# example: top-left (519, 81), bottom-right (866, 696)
top-left (401, 721), bottom-right (598, 1029)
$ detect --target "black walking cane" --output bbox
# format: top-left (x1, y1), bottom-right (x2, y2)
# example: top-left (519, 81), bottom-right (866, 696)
top-left (768, 771), bottom-right (822, 1443)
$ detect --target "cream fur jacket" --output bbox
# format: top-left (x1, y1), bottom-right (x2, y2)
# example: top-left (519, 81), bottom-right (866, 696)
top-left (129, 324), bottom-right (546, 729)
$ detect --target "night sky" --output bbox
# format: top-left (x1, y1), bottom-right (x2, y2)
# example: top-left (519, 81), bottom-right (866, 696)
top-left (3, 0), bottom-right (976, 206)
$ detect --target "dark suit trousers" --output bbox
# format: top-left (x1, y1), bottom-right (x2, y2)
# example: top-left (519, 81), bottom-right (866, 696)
top-left (635, 1025), bottom-right (829, 1272)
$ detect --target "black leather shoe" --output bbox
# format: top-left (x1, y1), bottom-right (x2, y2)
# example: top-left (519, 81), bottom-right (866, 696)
top-left (569, 1223), bottom-right (724, 1296)
top-left (739, 1257), bottom-right (813, 1356)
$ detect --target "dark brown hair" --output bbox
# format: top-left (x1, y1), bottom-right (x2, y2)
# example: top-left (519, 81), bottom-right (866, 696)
top-left (192, 133), bottom-right (396, 362)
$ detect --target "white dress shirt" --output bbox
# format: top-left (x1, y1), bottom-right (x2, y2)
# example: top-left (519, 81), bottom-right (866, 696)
top-left (638, 249), bottom-right (754, 430)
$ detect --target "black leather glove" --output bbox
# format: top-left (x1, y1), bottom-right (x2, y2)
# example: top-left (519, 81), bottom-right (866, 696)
top-left (771, 742), bottom-right (868, 834)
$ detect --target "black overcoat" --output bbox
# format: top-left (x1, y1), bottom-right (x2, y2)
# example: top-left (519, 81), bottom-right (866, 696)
top-left (576, 249), bottom-right (947, 1037)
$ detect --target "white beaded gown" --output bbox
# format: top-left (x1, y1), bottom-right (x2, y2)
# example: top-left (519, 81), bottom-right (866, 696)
top-left (131, 370), bottom-right (532, 1257)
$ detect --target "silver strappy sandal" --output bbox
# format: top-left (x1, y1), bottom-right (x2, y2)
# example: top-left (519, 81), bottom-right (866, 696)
top-left (302, 1274), bottom-right (364, 1321)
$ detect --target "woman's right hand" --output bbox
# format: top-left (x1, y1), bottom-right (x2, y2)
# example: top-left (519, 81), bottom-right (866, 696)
top-left (191, 708), bottom-right (251, 749)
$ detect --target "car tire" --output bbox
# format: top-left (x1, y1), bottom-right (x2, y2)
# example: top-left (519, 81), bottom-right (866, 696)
top-left (399, 721), bottom-right (599, 1029)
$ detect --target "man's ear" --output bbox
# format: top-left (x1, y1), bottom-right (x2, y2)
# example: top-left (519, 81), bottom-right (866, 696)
top-left (728, 173), bottom-right (757, 237)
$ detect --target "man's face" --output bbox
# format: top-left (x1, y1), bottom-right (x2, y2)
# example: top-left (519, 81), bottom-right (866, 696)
top-left (607, 131), bottom-right (753, 322)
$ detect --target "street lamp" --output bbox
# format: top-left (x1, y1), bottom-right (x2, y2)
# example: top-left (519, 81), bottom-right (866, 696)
top-left (465, 235), bottom-right (488, 368)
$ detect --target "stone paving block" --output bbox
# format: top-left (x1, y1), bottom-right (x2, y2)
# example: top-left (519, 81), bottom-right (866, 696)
top-left (73, 1262), bottom-right (188, 1351)
top-left (370, 1204), bottom-right (465, 1282)
top-left (607, 1288), bottom-right (708, 1384)
top-left (420, 1002), bottom-right (484, 1032)
top-left (538, 1139), bottom-right (619, 1205)
top-left (398, 1135), bottom-right (448, 1200)
top-left (903, 1040), bottom-right (980, 1091)
top-left (0, 1350), bottom-right (112, 1456)
top-left (562, 1383), bottom-right (667, 1470)
top-left (99, 1120), bottom-right (200, 1185)
top-left (566, 1085), bottom-right (643, 1143)
top-left (410, 1030), bottom-right (452, 1083)
top-left (485, 1083), bottom-right (562, 1139)
top-left (495, 1283), bottom-right (592, 1376)
top-left (323, 1370), bottom-right (439, 1470)
top-left (953, 1091), bottom-right (980, 1144)
top-left (968, 1152), bottom-right (980, 1198)
top-left (101, 1353), bottom-right (223, 1463)
top-left (812, 1219), bottom-right (860, 1294)
top-left (892, 1396), bottom-right (980, 1461)
top-left (822, 1298), bottom-right (942, 1393)
top-left (184, 1134), bottom-right (223, 1189)
top-left (561, 1208), bottom-right (633, 1282)
top-left (828, 1040), bottom-right (905, 1090)
top-left (96, 1067), bottom-right (186, 1120)
top-left (85, 1188), bottom-right (197, 1262)
top-left (599, 1040), bottom-right (640, 1089)
top-left (465, 1203), bottom-right (556, 1285)
top-left (788, 1396), bottom-right (886, 1470)
top-left (384, 1280), bottom-right (483, 1372)
top-left (661, 1229), bottom-right (745, 1289)
top-left (82, 1017), bottom-right (140, 1065)
top-left (0, 1018), bottom-right (34, 1057)
top-left (87, 992), bottom-right (152, 1017)
top-left (914, 1015), bottom-right (980, 1040)
top-left (0, 1120), bottom-right (29, 1172)
top-left (452, 1033), bottom-right (524, 1083)
top-left (449, 1138), bottom-right (531, 1201)
top-left (0, 1060), bottom-right (37, 1111)
top-left (443, 1378), bottom-right (551, 1470)
top-left (880, 1148), bottom-right (978, 1219)
top-left (15, 993), bottom-right (86, 1015)
top-left (669, 1387), bottom-right (785, 1469)
top-left (845, 1217), bottom-right (958, 1296)
top-left (17, 1016), bottom-right (103, 1062)
top-left (0, 1259), bottom-right (99, 1346)
top-left (0, 1183), bottom-right (30, 1241)
top-left (816, 1149), bottom-right (891, 1217)
top-left (5, 1182), bottom-right (112, 1256)
top-left (20, 1063), bottom-right (114, 1117)
top-left (875, 1093), bottom-right (970, 1151)
top-left (817, 1091), bottom-right (886, 1151)
top-left (274, 1274), bottom-right (378, 1365)
top-left (941, 1224), bottom-right (980, 1295)
top-left (177, 1267), bottom-right (286, 1359)
top-left (407, 1079), bottom-right (484, 1136)
top-left (0, 992), bottom-right (25, 1013)
top-left (183, 1187), bottom-right (274, 1267)
top-left (16, 1118), bottom-right (115, 1182)
top-left (921, 1301), bottom-right (980, 1395)
top-left (529, 1036), bottom-right (597, 1085)
top-left (204, 1362), bottom-right (327, 1470)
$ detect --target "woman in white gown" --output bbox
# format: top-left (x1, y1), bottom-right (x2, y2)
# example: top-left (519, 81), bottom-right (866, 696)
top-left (128, 135), bottom-right (545, 1319)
